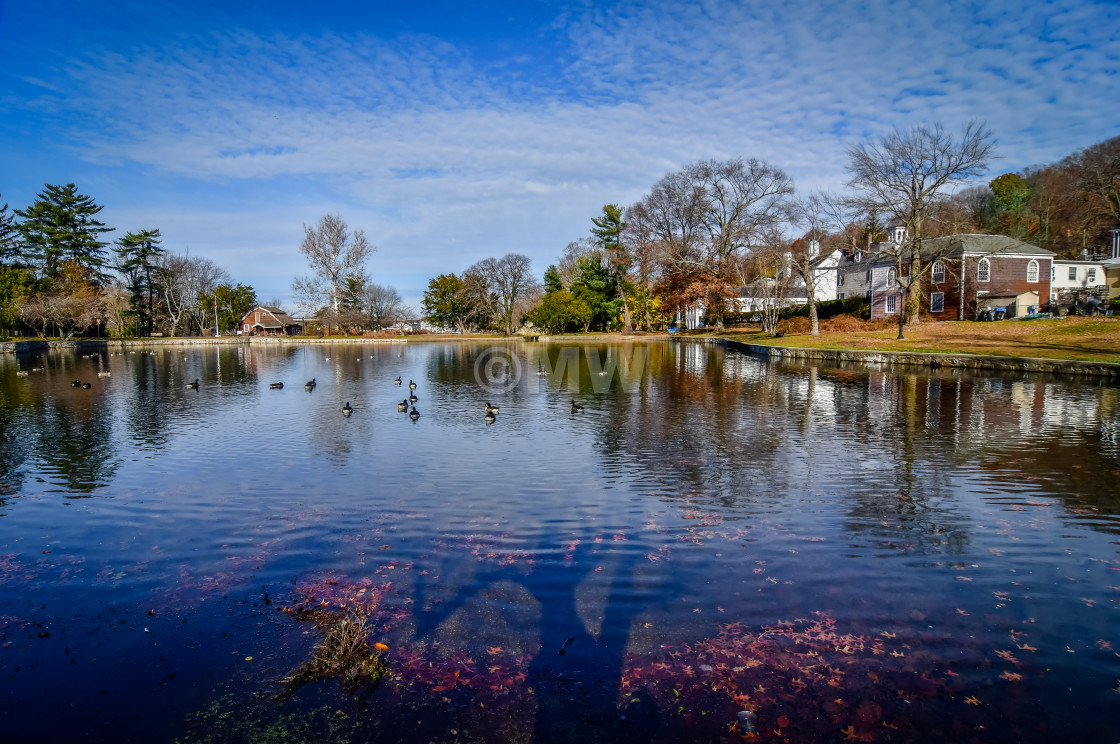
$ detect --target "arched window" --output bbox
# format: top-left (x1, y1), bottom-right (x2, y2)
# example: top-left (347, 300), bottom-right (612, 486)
top-left (931, 260), bottom-right (945, 283)
top-left (977, 258), bottom-right (990, 282)
top-left (1026, 259), bottom-right (1039, 283)
top-left (886, 267), bottom-right (897, 285)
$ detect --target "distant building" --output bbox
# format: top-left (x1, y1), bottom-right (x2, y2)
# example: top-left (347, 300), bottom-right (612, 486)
top-left (1050, 258), bottom-right (1109, 302)
top-left (239, 306), bottom-right (303, 336)
top-left (837, 233), bottom-right (1054, 320)
top-left (678, 240), bottom-right (844, 327)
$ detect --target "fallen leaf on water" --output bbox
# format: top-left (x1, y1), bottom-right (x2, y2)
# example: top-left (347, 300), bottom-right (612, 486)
top-left (964, 696), bottom-right (980, 706)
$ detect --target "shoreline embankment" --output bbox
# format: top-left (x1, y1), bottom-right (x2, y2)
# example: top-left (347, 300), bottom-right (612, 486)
top-left (5, 334), bottom-right (1119, 379)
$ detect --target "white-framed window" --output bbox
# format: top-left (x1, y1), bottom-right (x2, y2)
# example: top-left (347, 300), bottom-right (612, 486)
top-left (1027, 259), bottom-right (1039, 283)
top-left (886, 295), bottom-right (898, 314)
top-left (886, 267), bottom-right (897, 285)
top-left (1068, 266), bottom-right (1077, 281)
top-left (931, 260), bottom-right (945, 284)
top-left (837, 270), bottom-right (845, 286)
top-left (1087, 268), bottom-right (1097, 283)
top-left (865, 269), bottom-right (872, 282)
top-left (978, 258), bottom-right (990, 282)
top-left (930, 292), bottom-right (945, 313)
top-left (1051, 266), bottom-right (1055, 281)
top-left (838, 292), bottom-right (845, 300)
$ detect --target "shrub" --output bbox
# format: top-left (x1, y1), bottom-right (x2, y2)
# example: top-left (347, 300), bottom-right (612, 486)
top-left (780, 297), bottom-right (871, 322)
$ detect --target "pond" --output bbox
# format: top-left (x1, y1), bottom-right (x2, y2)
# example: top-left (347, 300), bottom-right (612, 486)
top-left (0, 340), bottom-right (1118, 743)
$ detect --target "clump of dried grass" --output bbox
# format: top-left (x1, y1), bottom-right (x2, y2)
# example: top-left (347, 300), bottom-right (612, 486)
top-left (281, 606), bottom-right (390, 696)
top-left (778, 314), bottom-right (895, 335)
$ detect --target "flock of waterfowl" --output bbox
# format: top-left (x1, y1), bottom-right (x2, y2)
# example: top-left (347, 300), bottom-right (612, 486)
top-left (13, 350), bottom-right (591, 420)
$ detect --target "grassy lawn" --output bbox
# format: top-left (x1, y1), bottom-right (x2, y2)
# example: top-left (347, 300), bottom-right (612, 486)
top-left (721, 317), bottom-right (1120, 364)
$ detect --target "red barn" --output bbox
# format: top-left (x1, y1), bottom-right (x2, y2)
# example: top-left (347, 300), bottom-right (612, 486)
top-left (239, 306), bottom-right (303, 336)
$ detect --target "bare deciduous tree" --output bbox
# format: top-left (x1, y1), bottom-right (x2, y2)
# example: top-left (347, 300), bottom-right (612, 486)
top-left (469, 253), bottom-right (539, 335)
top-left (847, 121), bottom-right (995, 339)
top-left (791, 192), bottom-right (857, 336)
top-left (361, 282), bottom-right (404, 330)
top-left (295, 214), bottom-right (374, 328)
top-left (154, 252), bottom-right (228, 336)
top-left (632, 158), bottom-right (795, 330)
top-left (747, 234), bottom-right (800, 337)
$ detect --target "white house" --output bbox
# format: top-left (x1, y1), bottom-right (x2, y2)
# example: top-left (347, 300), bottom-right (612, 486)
top-left (1050, 257), bottom-right (1109, 301)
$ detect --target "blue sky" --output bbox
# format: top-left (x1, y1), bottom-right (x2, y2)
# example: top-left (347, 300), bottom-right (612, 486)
top-left (2, 0), bottom-right (1118, 308)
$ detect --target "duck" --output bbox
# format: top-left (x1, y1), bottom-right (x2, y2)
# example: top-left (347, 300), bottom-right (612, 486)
top-left (82, 382), bottom-right (92, 389)
top-left (269, 382), bottom-right (284, 389)
top-left (409, 406), bottom-right (420, 421)
top-left (15, 370), bottom-right (28, 377)
top-left (342, 402), bottom-right (353, 417)
top-left (409, 392), bottom-right (418, 403)
top-left (394, 376), bottom-right (402, 385)
top-left (397, 399), bottom-right (409, 411)
top-left (408, 379), bottom-right (417, 390)
top-left (71, 380), bottom-right (82, 387)
top-left (537, 362), bottom-right (547, 377)
top-left (485, 402), bottom-right (499, 414)
top-left (570, 400), bottom-right (584, 413)
top-left (187, 379), bottom-right (200, 389)
top-left (304, 378), bottom-right (316, 391)
top-left (485, 410), bottom-right (496, 425)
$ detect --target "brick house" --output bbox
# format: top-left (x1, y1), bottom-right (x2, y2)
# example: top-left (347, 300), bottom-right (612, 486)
top-left (839, 234), bottom-right (1054, 320)
top-left (239, 306), bottom-right (303, 336)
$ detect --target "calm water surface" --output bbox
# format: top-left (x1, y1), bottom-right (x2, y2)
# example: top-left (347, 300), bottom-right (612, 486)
top-left (0, 340), bottom-right (1118, 743)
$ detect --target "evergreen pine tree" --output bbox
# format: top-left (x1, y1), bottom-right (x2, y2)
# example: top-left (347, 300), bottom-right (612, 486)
top-left (16, 184), bottom-right (114, 284)
top-left (115, 228), bottom-right (164, 334)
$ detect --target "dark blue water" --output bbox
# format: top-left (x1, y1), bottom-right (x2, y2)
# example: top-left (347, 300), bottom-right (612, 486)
top-left (1, 340), bottom-right (1118, 743)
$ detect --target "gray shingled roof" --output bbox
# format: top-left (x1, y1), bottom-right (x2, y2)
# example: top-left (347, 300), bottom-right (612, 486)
top-left (920, 234), bottom-right (1055, 257)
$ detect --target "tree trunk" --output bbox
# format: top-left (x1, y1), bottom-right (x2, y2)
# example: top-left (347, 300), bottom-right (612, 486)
top-left (807, 281), bottom-right (819, 335)
top-left (905, 254), bottom-right (922, 325)
top-left (896, 283), bottom-right (907, 340)
top-left (620, 290), bottom-right (633, 334)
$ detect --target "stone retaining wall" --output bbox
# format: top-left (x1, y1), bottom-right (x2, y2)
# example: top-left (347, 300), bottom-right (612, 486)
top-left (721, 340), bottom-right (1120, 379)
top-left (1, 337), bottom-right (246, 354)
